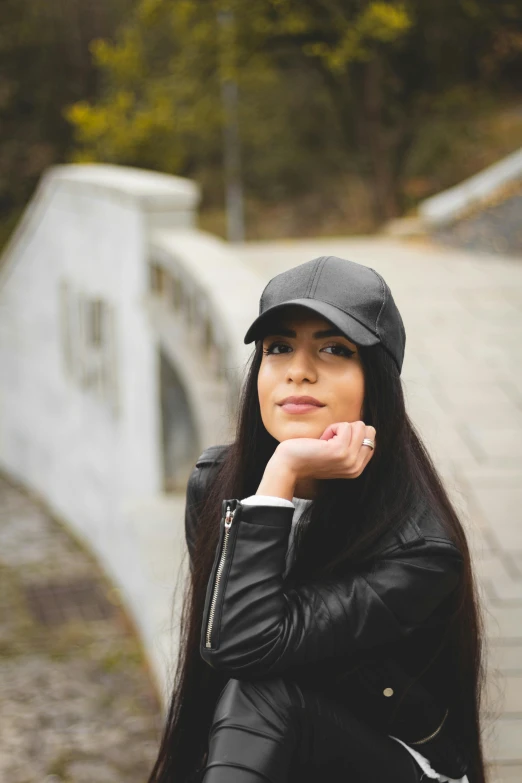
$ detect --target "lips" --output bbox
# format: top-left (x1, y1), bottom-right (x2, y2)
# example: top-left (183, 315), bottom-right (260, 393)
top-left (278, 396), bottom-right (325, 407)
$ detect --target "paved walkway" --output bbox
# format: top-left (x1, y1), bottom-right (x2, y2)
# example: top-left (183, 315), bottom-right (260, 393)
top-left (238, 235), bottom-right (522, 782)
top-left (0, 472), bottom-right (162, 783)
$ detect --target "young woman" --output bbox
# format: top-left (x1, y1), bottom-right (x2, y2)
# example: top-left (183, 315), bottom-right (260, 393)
top-left (147, 256), bottom-right (487, 783)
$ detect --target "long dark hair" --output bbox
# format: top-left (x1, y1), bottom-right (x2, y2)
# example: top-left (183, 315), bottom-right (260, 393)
top-left (147, 338), bottom-right (488, 783)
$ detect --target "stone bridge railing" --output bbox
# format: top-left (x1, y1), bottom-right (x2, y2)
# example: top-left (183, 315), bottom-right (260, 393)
top-left (0, 163), bottom-right (262, 705)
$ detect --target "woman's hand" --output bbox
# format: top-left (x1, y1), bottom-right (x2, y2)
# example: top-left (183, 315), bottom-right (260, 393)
top-left (274, 421), bottom-right (376, 482)
top-left (253, 421), bottom-right (376, 501)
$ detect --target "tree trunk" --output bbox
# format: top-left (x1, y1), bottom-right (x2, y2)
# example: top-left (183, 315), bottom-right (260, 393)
top-left (361, 56), bottom-right (400, 224)
top-left (313, 57), bottom-right (402, 226)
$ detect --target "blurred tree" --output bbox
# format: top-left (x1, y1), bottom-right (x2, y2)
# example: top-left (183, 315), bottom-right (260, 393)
top-left (2, 0), bottom-right (521, 244)
top-left (63, 0), bottom-right (350, 226)
top-left (233, 0), bottom-right (522, 219)
top-left (0, 0), bottom-right (134, 244)
top-left (66, 2), bottom-right (222, 174)
top-left (66, 0), bottom-right (522, 226)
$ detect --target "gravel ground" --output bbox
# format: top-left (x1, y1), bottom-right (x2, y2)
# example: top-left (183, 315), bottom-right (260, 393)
top-left (0, 472), bottom-right (163, 783)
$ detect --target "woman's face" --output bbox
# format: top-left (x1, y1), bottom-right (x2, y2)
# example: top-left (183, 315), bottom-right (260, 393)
top-left (258, 306), bottom-right (365, 443)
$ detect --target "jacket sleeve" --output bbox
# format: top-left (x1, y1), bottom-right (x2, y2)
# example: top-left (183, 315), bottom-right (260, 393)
top-left (199, 499), bottom-right (463, 679)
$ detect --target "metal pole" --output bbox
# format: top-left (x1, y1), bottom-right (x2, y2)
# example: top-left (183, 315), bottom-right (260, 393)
top-left (217, 8), bottom-right (245, 243)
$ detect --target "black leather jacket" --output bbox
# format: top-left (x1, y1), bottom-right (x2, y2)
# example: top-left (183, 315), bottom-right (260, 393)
top-left (186, 444), bottom-right (471, 780)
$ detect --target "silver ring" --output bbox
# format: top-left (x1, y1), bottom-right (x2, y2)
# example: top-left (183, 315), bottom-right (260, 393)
top-left (362, 438), bottom-right (375, 450)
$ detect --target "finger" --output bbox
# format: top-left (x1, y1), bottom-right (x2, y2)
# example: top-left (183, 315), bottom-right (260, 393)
top-left (361, 439), bottom-right (376, 467)
top-left (348, 443), bottom-right (373, 477)
top-left (351, 422), bottom-right (375, 446)
top-left (348, 421), bottom-right (368, 450)
top-left (351, 424), bottom-right (376, 467)
top-left (365, 425), bottom-right (376, 452)
top-left (360, 427), bottom-right (377, 467)
top-left (319, 421), bottom-right (352, 442)
top-left (319, 424), bottom-right (335, 441)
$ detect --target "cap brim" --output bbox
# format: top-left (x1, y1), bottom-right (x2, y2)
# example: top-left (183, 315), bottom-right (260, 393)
top-left (243, 299), bottom-right (380, 347)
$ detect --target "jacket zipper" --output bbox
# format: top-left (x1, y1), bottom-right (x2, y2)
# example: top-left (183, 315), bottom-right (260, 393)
top-left (205, 501), bottom-right (238, 649)
top-left (409, 707), bottom-right (449, 745)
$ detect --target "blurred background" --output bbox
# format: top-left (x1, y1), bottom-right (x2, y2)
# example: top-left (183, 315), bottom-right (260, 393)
top-left (0, 1), bottom-right (521, 781)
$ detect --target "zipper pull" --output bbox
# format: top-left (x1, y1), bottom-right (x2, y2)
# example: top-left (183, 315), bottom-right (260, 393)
top-left (224, 504), bottom-right (235, 529)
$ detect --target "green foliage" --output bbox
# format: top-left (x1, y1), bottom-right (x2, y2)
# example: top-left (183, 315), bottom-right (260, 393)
top-left (2, 0), bottom-right (522, 244)
top-left (64, 1), bottom-right (222, 173)
top-left (63, 0), bottom-right (522, 226)
top-left (302, 3), bottom-right (412, 70)
top-left (0, 0), bottom-right (135, 227)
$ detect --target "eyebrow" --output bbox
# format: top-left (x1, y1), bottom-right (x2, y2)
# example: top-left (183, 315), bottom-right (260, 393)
top-left (264, 326), bottom-right (350, 339)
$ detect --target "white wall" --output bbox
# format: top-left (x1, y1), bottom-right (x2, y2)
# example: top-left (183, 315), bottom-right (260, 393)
top-left (0, 163), bottom-right (262, 706)
top-left (0, 166), bottom-right (187, 699)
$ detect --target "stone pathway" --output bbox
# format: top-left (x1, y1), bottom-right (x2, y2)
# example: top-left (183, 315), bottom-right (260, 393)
top-left (238, 236), bottom-right (522, 782)
top-left (0, 472), bottom-right (162, 783)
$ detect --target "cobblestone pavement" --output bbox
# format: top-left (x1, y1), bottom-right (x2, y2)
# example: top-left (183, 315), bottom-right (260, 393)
top-left (0, 472), bottom-right (162, 783)
top-left (239, 236), bottom-right (522, 783)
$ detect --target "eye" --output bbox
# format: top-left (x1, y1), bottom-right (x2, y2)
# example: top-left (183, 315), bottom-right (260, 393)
top-left (322, 343), bottom-right (356, 357)
top-left (263, 341), bottom-right (290, 355)
top-left (263, 341), bottom-right (355, 358)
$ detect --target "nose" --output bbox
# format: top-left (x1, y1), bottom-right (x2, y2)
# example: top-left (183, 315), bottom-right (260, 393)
top-left (285, 347), bottom-right (318, 383)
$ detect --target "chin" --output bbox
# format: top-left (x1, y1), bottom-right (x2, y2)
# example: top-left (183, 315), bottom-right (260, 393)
top-left (277, 424), bottom-right (322, 440)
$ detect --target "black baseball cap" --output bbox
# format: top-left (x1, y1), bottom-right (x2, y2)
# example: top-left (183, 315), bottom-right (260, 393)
top-left (243, 256), bottom-right (406, 374)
